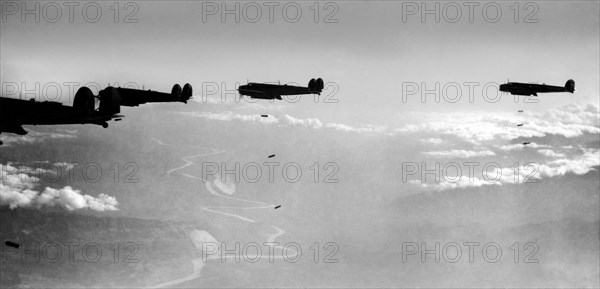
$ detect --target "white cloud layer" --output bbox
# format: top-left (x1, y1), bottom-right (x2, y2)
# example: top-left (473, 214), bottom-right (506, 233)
top-left (423, 150), bottom-right (496, 158)
top-left (0, 129), bottom-right (77, 146)
top-left (0, 163), bottom-right (119, 211)
top-left (411, 149), bottom-right (599, 191)
top-left (181, 111), bottom-right (385, 134)
top-left (183, 103), bottom-right (599, 142)
top-left (396, 104), bottom-right (599, 143)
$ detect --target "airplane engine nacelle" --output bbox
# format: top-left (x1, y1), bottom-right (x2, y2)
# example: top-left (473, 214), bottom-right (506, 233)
top-left (316, 78), bottom-right (324, 90)
top-left (182, 83), bottom-right (193, 100)
top-left (99, 87), bottom-right (121, 114)
top-left (171, 84), bottom-right (182, 98)
top-left (565, 79), bottom-right (575, 93)
top-left (73, 86), bottom-right (95, 116)
top-left (308, 78), bottom-right (317, 91)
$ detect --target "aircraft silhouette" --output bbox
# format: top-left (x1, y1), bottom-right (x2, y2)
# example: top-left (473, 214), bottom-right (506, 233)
top-left (238, 78), bottom-right (324, 100)
top-left (0, 83), bottom-right (192, 142)
top-left (499, 79), bottom-right (574, 96)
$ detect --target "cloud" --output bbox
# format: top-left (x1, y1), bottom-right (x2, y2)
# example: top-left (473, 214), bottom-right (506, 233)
top-left (496, 142), bottom-right (552, 151)
top-left (182, 111), bottom-right (387, 134)
top-left (422, 149), bottom-right (496, 158)
top-left (410, 177), bottom-right (494, 190)
top-left (56, 129), bottom-right (78, 134)
top-left (537, 149), bottom-right (566, 158)
top-left (281, 114), bottom-right (323, 129)
top-left (0, 163), bottom-right (119, 211)
top-left (408, 166), bottom-right (528, 191)
top-left (542, 103), bottom-right (599, 126)
top-left (53, 162), bottom-right (77, 171)
top-left (395, 104), bottom-right (600, 144)
top-left (538, 149), bottom-right (599, 177)
top-left (1, 163), bottom-right (41, 189)
top-left (325, 122), bottom-right (387, 133)
top-left (185, 103), bottom-right (599, 142)
top-left (180, 111), bottom-right (278, 124)
top-left (0, 129), bottom-right (77, 146)
top-left (191, 95), bottom-right (288, 111)
top-left (35, 187), bottom-right (119, 211)
top-left (410, 149), bottom-right (599, 191)
top-left (421, 138), bottom-right (443, 144)
top-left (2, 161), bottom-right (77, 179)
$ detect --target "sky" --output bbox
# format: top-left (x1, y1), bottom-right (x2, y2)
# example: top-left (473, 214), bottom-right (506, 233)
top-left (1, 1), bottom-right (599, 288)
top-left (2, 1), bottom-right (599, 122)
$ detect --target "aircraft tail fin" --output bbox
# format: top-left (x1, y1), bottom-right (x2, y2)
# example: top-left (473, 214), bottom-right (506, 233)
top-left (308, 78), bottom-right (324, 93)
top-left (565, 79), bottom-right (575, 93)
top-left (181, 83), bottom-right (193, 103)
top-left (171, 83), bottom-right (193, 103)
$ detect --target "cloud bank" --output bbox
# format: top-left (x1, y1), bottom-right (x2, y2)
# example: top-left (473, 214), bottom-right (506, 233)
top-left (0, 163), bottom-right (119, 211)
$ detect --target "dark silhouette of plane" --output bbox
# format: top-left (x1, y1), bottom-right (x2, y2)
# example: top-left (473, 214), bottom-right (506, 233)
top-left (499, 79), bottom-right (574, 96)
top-left (0, 83), bottom-right (192, 141)
top-left (4, 241), bottom-right (19, 249)
top-left (238, 78), bottom-right (324, 100)
top-left (523, 142), bottom-right (531, 145)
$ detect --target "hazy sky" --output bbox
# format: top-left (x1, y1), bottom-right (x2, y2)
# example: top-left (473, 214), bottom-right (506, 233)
top-left (2, 1), bottom-right (598, 125)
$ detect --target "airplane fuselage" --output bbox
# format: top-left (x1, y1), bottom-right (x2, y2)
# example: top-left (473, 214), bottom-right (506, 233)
top-left (239, 83), bottom-right (318, 100)
top-left (238, 78), bottom-right (324, 100)
top-left (499, 79), bottom-right (575, 96)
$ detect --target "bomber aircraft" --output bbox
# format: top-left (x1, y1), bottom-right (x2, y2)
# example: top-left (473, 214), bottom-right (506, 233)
top-left (499, 79), bottom-right (574, 96)
top-left (238, 78), bottom-right (324, 100)
top-left (0, 83), bottom-right (192, 143)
